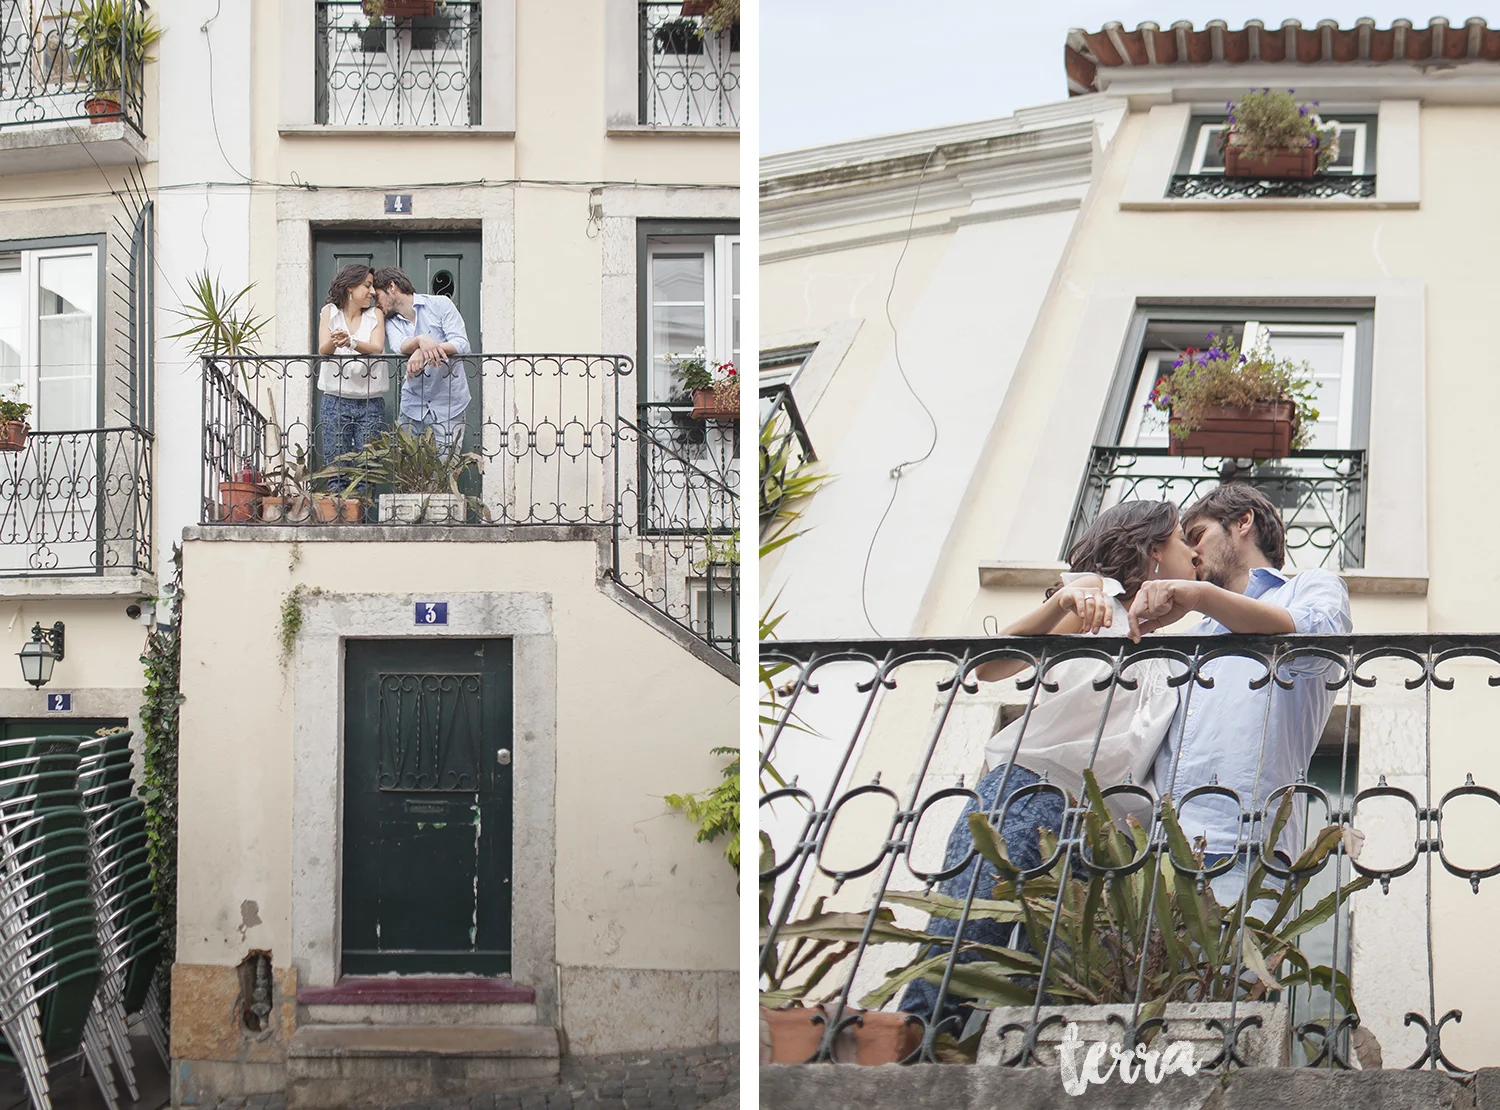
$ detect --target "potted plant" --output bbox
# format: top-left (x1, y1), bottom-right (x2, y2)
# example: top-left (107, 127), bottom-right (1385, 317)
top-left (261, 447), bottom-right (316, 523)
top-left (846, 775), bottom-right (1376, 1071)
top-left (328, 424), bottom-right (485, 525)
top-left (358, 20), bottom-right (387, 53)
top-left (361, 0), bottom-right (437, 19)
top-left (0, 384), bottom-right (31, 452)
top-left (1147, 332), bottom-right (1319, 460)
top-left (654, 15), bottom-right (703, 55)
top-left (219, 465), bottom-right (267, 524)
top-left (693, 359), bottom-right (738, 421)
top-left (68, 0), bottom-right (163, 123)
top-left (1219, 89), bottom-right (1339, 179)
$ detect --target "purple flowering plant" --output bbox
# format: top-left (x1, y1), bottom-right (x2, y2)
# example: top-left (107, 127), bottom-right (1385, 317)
top-left (1218, 88), bottom-right (1339, 171)
top-left (1147, 331), bottom-right (1320, 449)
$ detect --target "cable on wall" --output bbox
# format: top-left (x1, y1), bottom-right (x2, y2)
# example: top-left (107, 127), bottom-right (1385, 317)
top-left (857, 146), bottom-right (942, 638)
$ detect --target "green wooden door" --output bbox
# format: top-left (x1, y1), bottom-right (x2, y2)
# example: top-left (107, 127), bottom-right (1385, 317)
top-left (311, 232), bottom-right (484, 476)
top-left (341, 638), bottom-right (513, 976)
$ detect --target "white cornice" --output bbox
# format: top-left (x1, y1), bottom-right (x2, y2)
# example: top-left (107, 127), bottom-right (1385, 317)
top-left (1095, 60), bottom-right (1500, 104)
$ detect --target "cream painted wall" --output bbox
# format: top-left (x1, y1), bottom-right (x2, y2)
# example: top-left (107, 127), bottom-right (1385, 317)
top-left (176, 537), bottom-right (737, 974)
top-left (0, 601), bottom-right (150, 693)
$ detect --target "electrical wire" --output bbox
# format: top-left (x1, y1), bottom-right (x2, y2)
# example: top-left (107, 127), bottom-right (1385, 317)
top-left (857, 147), bottom-right (942, 638)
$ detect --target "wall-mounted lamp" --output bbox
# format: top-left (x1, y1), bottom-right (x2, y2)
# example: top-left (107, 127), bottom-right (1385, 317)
top-left (17, 622), bottom-right (65, 688)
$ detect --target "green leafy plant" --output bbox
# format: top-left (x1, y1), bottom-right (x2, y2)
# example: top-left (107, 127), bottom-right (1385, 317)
top-left (279, 584), bottom-right (306, 667)
top-left (700, 0), bottom-right (738, 34)
top-left (138, 546), bottom-right (182, 1023)
top-left (69, 0), bottom-right (163, 98)
top-left (665, 745), bottom-right (740, 871)
top-left (661, 347), bottom-right (714, 394)
top-left (1221, 88), bottom-right (1339, 172)
top-left (1148, 331), bottom-right (1321, 450)
top-left (0, 382), bottom-right (31, 424)
top-left (849, 774), bottom-right (1370, 1038)
top-left (325, 423), bottom-right (486, 509)
top-left (166, 271), bottom-right (270, 360)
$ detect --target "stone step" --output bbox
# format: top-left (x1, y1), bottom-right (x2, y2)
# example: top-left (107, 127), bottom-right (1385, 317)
top-left (286, 1024), bottom-right (561, 1109)
top-left (301, 1000), bottom-right (539, 1025)
top-left (296, 977), bottom-right (540, 1027)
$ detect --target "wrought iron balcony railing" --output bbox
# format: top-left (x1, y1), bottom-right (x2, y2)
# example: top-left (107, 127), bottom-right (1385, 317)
top-left (199, 355), bottom-right (738, 663)
top-left (315, 0), bottom-right (481, 126)
top-left (759, 383), bottom-right (815, 532)
top-left (1168, 175), bottom-right (1377, 200)
top-left (0, 0), bottom-right (148, 133)
top-left (638, 1), bottom-right (738, 128)
top-left (761, 633), bottom-right (1500, 1073)
top-left (1065, 446), bottom-right (1366, 570)
top-left (0, 427), bottom-right (153, 577)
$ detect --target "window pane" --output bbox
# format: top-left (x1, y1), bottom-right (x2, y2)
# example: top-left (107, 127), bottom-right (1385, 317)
top-left (652, 304), bottom-right (705, 400)
top-left (651, 253), bottom-right (705, 303)
top-left (730, 241), bottom-right (740, 364)
top-left (1263, 333), bottom-right (1345, 450)
top-left (0, 254), bottom-right (22, 393)
top-left (37, 253), bottom-right (95, 431)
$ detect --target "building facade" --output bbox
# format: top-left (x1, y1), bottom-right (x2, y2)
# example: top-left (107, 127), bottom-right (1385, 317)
top-left (761, 17), bottom-right (1500, 1076)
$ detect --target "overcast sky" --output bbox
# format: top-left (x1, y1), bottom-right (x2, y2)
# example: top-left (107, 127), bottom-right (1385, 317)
top-left (762, 4), bottom-right (1459, 153)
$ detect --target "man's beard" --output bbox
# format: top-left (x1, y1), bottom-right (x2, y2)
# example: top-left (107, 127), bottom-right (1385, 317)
top-left (1200, 558), bottom-right (1232, 589)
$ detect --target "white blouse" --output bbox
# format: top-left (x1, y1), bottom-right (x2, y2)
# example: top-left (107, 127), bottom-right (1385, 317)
top-left (982, 575), bottom-right (1177, 820)
top-left (317, 304), bottom-right (388, 399)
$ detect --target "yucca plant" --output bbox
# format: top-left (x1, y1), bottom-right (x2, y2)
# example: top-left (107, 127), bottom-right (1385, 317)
top-left (324, 423), bottom-right (486, 509)
top-left (69, 0), bottom-right (162, 101)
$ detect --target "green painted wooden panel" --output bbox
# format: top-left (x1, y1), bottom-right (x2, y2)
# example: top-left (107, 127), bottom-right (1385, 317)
top-left (341, 638), bottom-right (513, 975)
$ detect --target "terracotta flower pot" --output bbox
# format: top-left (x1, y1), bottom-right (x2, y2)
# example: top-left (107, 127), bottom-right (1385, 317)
top-left (218, 480), bottom-right (267, 523)
top-left (338, 497), bottom-right (365, 523)
top-left (261, 495), bottom-right (311, 524)
top-left (758, 1006), bottom-right (920, 1065)
top-left (310, 495), bottom-right (342, 523)
top-left (680, 0), bottom-right (712, 14)
top-left (1222, 133), bottom-right (1318, 179)
top-left (691, 388), bottom-right (739, 421)
top-left (1169, 401), bottom-right (1296, 460)
top-left (84, 96), bottom-right (122, 123)
top-left (0, 420), bottom-right (28, 452)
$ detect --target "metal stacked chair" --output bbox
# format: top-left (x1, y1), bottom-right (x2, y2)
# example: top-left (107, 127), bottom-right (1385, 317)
top-left (77, 729), bottom-right (165, 1104)
top-left (0, 737), bottom-right (109, 1110)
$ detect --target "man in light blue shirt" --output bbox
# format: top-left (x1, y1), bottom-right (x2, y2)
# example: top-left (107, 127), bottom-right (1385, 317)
top-left (1127, 484), bottom-right (1353, 907)
top-left (372, 266), bottom-right (472, 453)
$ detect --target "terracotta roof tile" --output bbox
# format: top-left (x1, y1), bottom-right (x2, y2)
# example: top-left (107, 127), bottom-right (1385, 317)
top-left (1068, 17), bottom-right (1500, 93)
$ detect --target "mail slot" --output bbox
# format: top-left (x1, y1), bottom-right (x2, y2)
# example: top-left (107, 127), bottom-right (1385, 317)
top-left (403, 799), bottom-right (448, 816)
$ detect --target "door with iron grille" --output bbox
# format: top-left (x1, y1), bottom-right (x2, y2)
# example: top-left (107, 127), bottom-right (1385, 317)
top-left (341, 638), bottom-right (512, 975)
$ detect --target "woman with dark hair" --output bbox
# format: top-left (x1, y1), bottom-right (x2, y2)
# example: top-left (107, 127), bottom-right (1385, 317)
top-left (899, 499), bottom-right (1199, 1027)
top-left (316, 263), bottom-right (387, 467)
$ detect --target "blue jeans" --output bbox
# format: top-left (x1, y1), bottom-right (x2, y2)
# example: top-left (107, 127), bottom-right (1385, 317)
top-left (898, 764), bottom-right (1069, 1030)
top-left (318, 394), bottom-right (385, 480)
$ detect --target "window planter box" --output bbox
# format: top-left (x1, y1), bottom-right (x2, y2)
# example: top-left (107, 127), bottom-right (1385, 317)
top-left (1168, 401), bottom-right (1296, 460)
top-left (978, 1001), bottom-right (1291, 1069)
top-left (759, 1005), bottom-right (922, 1065)
top-left (378, 492), bottom-right (464, 524)
top-left (361, 0), bottom-right (436, 16)
top-left (691, 388), bottom-right (738, 421)
top-left (0, 421), bottom-right (28, 452)
top-left (1223, 134), bottom-right (1318, 179)
top-left (680, 1), bottom-right (712, 13)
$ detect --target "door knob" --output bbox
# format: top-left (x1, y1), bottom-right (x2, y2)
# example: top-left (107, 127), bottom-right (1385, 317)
top-left (496, 748), bottom-right (512, 766)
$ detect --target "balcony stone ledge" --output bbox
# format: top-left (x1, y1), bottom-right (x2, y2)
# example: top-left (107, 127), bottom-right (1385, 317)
top-left (0, 570), bottom-right (156, 601)
top-left (978, 561), bottom-right (1428, 596)
top-left (0, 121), bottom-right (150, 178)
top-left (185, 524), bottom-right (611, 545)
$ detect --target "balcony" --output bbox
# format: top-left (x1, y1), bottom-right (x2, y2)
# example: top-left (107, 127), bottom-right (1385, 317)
top-left (0, 427), bottom-right (153, 585)
top-left (1168, 175), bottom-right (1377, 201)
top-left (760, 632), bottom-right (1500, 1073)
top-left (199, 354), bottom-right (738, 662)
top-left (0, 0), bottom-right (150, 175)
top-left (1066, 446), bottom-right (1367, 570)
top-left (314, 0), bottom-right (481, 127)
top-left (758, 382), bottom-right (815, 532)
top-left (638, 1), bottom-right (738, 128)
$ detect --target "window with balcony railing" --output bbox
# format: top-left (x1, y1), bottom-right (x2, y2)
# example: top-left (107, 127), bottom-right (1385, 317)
top-left (1168, 113), bottom-right (1377, 200)
top-left (1067, 309), bottom-right (1371, 571)
top-left (314, 1), bottom-right (481, 127)
top-left (637, 1), bottom-right (738, 128)
top-left (0, 0), bottom-right (148, 134)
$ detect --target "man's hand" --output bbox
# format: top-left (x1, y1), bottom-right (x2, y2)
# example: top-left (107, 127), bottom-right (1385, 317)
top-left (1127, 580), bottom-right (1201, 642)
top-left (405, 335), bottom-right (448, 376)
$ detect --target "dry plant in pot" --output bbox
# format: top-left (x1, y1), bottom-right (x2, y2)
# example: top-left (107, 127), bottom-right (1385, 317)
top-left (328, 424), bottom-right (487, 525)
top-left (1219, 89), bottom-right (1339, 179)
top-left (1148, 332), bottom-right (1320, 461)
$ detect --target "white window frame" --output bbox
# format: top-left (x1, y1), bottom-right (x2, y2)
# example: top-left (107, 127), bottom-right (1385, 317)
top-left (644, 233), bottom-right (738, 405)
top-left (1188, 120), bottom-right (1371, 176)
top-left (0, 244), bottom-right (99, 432)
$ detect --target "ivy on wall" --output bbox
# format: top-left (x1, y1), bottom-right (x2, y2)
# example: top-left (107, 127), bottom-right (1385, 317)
top-left (139, 545), bottom-right (183, 1014)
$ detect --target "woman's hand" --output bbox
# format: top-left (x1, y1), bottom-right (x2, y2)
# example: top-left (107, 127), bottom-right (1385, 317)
top-left (1055, 583), bottom-right (1113, 634)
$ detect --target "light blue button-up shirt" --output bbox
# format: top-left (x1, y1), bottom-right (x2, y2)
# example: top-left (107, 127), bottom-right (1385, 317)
top-left (1152, 566), bottom-right (1353, 858)
top-left (384, 293), bottom-right (472, 424)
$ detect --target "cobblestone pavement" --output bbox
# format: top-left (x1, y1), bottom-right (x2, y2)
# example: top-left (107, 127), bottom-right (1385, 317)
top-left (197, 1043), bottom-right (739, 1110)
